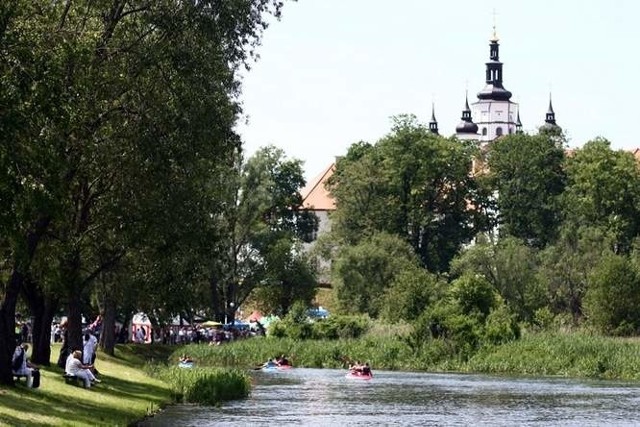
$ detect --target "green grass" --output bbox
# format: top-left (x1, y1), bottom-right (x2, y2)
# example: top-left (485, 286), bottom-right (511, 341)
top-left (4, 331), bottom-right (640, 425)
top-left (176, 331), bottom-right (640, 381)
top-left (146, 365), bottom-right (251, 405)
top-left (0, 344), bottom-right (173, 427)
top-left (465, 332), bottom-right (640, 379)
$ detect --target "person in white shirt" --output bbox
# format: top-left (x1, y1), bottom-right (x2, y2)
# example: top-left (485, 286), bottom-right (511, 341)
top-left (67, 350), bottom-right (99, 388)
top-left (83, 331), bottom-right (98, 364)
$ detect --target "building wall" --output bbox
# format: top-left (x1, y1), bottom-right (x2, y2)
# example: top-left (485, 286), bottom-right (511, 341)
top-left (471, 99), bottom-right (519, 143)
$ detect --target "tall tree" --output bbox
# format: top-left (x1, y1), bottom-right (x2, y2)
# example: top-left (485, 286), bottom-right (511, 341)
top-left (487, 132), bottom-right (566, 248)
top-left (451, 237), bottom-right (546, 323)
top-left (561, 138), bottom-right (640, 254)
top-left (329, 115), bottom-right (488, 272)
top-left (0, 0), bottom-right (285, 384)
top-left (210, 146), bottom-right (318, 322)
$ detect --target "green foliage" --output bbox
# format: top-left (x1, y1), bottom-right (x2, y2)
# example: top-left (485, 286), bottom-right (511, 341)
top-left (537, 225), bottom-right (614, 323)
top-left (450, 274), bottom-right (497, 319)
top-left (270, 313), bottom-right (371, 340)
top-left (210, 146), bottom-right (319, 321)
top-left (251, 240), bottom-right (318, 316)
top-left (483, 304), bottom-right (520, 344)
top-left (149, 366), bottom-right (250, 405)
top-left (562, 138), bottom-right (640, 254)
top-left (584, 254), bottom-right (640, 335)
top-left (311, 315), bottom-right (371, 339)
top-left (467, 332), bottom-right (640, 380)
top-left (329, 114), bottom-right (487, 272)
top-left (332, 232), bottom-right (419, 317)
top-left (406, 275), bottom-right (519, 361)
top-left (380, 267), bottom-right (444, 322)
top-left (487, 132), bottom-right (566, 248)
top-left (451, 237), bottom-right (546, 323)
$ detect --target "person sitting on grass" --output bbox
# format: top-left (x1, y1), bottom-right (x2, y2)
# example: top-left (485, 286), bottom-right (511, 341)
top-left (12, 343), bottom-right (40, 388)
top-left (66, 350), bottom-right (100, 388)
top-left (179, 354), bottom-right (193, 364)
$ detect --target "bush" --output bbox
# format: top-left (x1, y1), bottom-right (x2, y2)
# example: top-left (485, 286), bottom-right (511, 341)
top-left (584, 254), bottom-right (640, 335)
top-left (483, 304), bottom-right (520, 345)
top-left (315, 315), bottom-right (370, 339)
top-left (270, 314), bottom-right (371, 340)
top-left (149, 366), bottom-right (250, 405)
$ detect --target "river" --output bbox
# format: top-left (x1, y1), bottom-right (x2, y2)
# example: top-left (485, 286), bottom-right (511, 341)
top-left (141, 368), bottom-right (640, 426)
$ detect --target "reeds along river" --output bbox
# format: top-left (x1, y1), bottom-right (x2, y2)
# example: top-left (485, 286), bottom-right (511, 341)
top-left (140, 368), bottom-right (640, 426)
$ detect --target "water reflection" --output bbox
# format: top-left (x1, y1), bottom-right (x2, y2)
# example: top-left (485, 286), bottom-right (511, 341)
top-left (141, 368), bottom-right (640, 426)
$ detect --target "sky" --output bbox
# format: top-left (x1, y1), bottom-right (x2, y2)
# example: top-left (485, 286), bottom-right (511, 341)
top-left (236, 0), bottom-right (640, 182)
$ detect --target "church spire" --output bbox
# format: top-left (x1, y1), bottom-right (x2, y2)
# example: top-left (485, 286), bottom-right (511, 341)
top-left (545, 94), bottom-right (556, 125)
top-left (477, 22), bottom-right (512, 101)
top-left (516, 111), bottom-right (523, 134)
top-left (540, 93), bottom-right (562, 134)
top-left (456, 91), bottom-right (478, 134)
top-left (429, 102), bottom-right (439, 135)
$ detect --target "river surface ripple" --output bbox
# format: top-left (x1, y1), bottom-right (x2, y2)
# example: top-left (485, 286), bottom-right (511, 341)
top-left (140, 368), bottom-right (640, 426)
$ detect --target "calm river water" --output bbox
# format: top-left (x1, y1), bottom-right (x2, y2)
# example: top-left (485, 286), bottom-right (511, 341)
top-left (141, 368), bottom-right (640, 426)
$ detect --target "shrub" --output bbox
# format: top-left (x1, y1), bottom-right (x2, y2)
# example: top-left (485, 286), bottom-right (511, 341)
top-left (584, 254), bottom-right (640, 335)
top-left (271, 314), bottom-right (371, 340)
top-left (483, 304), bottom-right (521, 345)
top-left (149, 366), bottom-right (250, 405)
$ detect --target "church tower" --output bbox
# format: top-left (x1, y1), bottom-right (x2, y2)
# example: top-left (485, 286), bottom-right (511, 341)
top-left (540, 94), bottom-right (561, 133)
top-left (429, 103), bottom-right (439, 135)
top-left (471, 27), bottom-right (519, 143)
top-left (455, 92), bottom-right (479, 140)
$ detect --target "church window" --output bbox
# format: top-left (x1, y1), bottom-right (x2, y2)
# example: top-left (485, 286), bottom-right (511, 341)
top-left (496, 127), bottom-right (503, 136)
top-left (482, 128), bottom-right (488, 136)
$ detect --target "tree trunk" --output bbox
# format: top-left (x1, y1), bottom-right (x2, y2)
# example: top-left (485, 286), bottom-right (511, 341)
top-left (101, 296), bottom-right (116, 356)
top-left (22, 277), bottom-right (58, 365)
top-left (0, 216), bottom-right (50, 385)
top-left (210, 276), bottom-right (223, 322)
top-left (31, 296), bottom-right (57, 365)
top-left (0, 272), bottom-right (22, 385)
top-left (67, 287), bottom-right (84, 354)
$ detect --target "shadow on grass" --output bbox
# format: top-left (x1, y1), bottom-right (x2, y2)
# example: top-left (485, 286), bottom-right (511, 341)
top-left (102, 344), bottom-right (181, 369)
top-left (0, 364), bottom-right (173, 427)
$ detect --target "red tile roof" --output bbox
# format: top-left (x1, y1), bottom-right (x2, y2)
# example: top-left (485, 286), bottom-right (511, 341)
top-left (301, 163), bottom-right (336, 211)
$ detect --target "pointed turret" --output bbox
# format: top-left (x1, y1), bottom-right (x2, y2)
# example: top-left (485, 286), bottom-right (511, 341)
top-left (540, 94), bottom-right (561, 133)
top-left (516, 111), bottom-right (523, 134)
top-left (545, 97), bottom-right (556, 125)
top-left (429, 103), bottom-right (439, 135)
top-left (456, 92), bottom-right (479, 135)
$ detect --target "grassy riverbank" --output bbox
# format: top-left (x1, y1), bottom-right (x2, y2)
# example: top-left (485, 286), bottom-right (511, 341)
top-left (3, 331), bottom-right (640, 425)
top-left (0, 344), bottom-right (175, 427)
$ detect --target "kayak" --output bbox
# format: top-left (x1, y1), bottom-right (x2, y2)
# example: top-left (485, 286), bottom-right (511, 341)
top-left (345, 371), bottom-right (372, 380)
top-left (262, 364), bottom-right (292, 372)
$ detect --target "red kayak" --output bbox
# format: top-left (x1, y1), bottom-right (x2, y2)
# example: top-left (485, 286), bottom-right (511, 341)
top-left (345, 371), bottom-right (373, 380)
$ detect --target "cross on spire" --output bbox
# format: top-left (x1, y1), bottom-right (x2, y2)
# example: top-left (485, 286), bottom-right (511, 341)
top-left (491, 9), bottom-right (499, 41)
